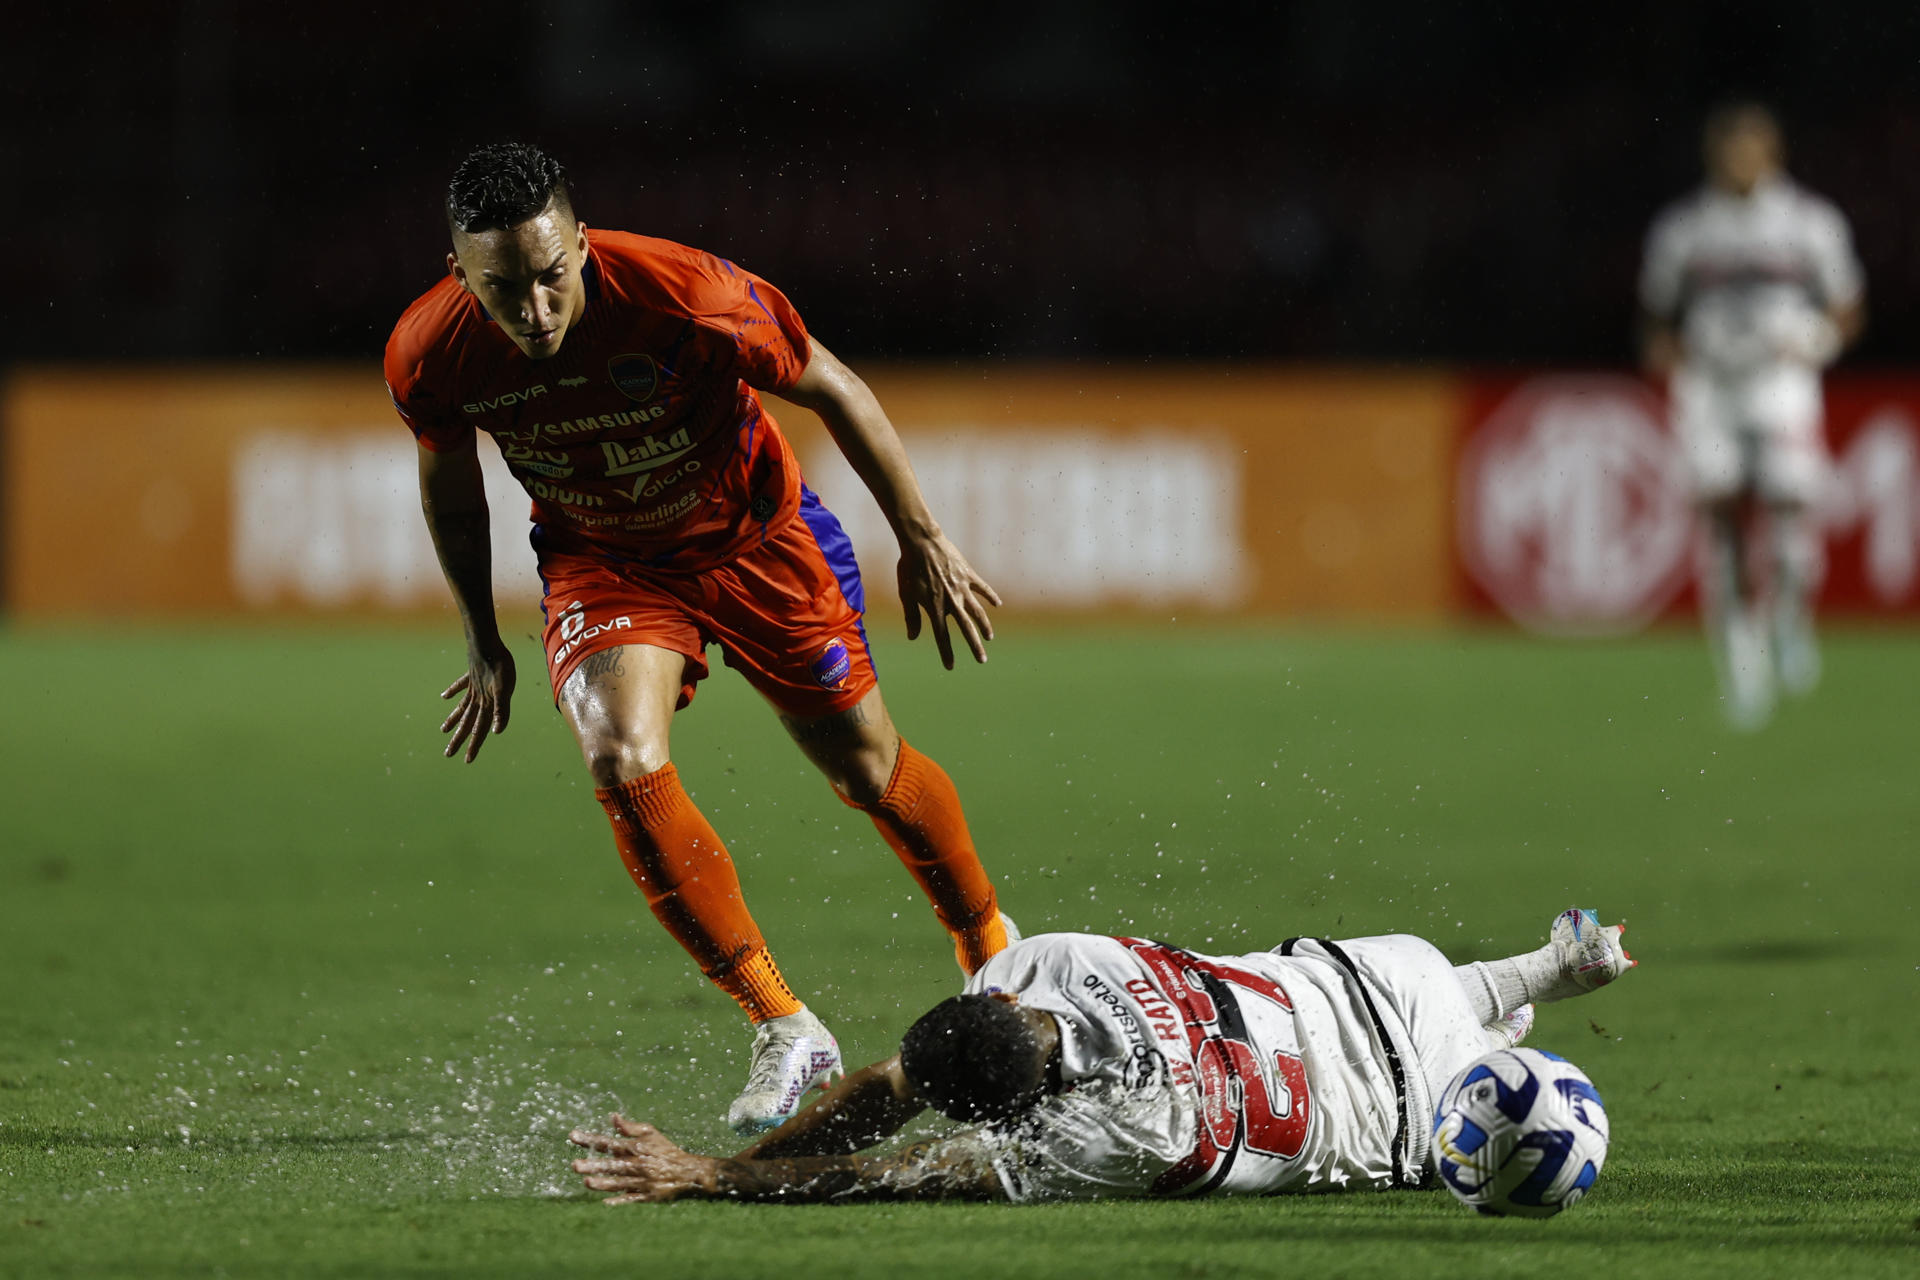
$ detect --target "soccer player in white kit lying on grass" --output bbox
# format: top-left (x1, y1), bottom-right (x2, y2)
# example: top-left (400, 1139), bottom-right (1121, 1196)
top-left (568, 909), bottom-right (1634, 1202)
top-left (1639, 101), bottom-right (1865, 730)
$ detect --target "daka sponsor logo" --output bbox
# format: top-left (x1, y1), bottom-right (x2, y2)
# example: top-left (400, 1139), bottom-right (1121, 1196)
top-left (558, 376), bottom-right (591, 388)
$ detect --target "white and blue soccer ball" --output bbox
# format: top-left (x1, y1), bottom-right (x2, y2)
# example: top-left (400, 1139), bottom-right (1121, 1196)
top-left (1432, 1048), bottom-right (1609, 1218)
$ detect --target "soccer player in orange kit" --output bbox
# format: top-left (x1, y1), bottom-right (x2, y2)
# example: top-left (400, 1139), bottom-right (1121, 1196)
top-left (384, 142), bottom-right (1014, 1133)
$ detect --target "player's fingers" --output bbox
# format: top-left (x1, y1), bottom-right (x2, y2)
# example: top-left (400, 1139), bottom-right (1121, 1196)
top-left (902, 597), bottom-right (922, 641)
top-left (571, 1158), bottom-right (636, 1175)
top-left (612, 1115), bottom-right (655, 1138)
top-left (440, 673), bottom-right (471, 700)
top-left (949, 599), bottom-right (989, 665)
top-left (439, 695), bottom-right (471, 735)
top-left (492, 687), bottom-right (512, 735)
top-left (568, 1131), bottom-right (633, 1154)
top-left (583, 1175), bottom-right (648, 1192)
top-left (464, 705), bottom-right (493, 763)
top-left (972, 574), bottom-right (1004, 609)
top-left (443, 703), bottom-right (478, 758)
top-left (928, 607), bottom-right (956, 670)
top-left (603, 1192), bottom-right (652, 1206)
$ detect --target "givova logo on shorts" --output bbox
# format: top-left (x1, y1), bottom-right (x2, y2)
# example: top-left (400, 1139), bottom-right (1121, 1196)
top-left (1457, 376), bottom-right (1692, 634)
top-left (551, 600), bottom-right (633, 667)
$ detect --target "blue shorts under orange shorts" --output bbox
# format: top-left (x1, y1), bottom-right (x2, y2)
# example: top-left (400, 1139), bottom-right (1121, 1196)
top-left (534, 486), bottom-right (878, 719)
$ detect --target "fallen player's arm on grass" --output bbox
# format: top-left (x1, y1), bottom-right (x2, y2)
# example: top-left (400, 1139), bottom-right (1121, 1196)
top-left (737, 1055), bottom-right (927, 1160)
top-left (569, 1113), bottom-right (1004, 1204)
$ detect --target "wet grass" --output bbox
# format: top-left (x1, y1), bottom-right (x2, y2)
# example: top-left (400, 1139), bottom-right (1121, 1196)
top-left (2, 622), bottom-right (1916, 1278)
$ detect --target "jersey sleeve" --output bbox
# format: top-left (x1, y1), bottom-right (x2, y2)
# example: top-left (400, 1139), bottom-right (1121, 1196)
top-left (1806, 199), bottom-right (1865, 310)
top-left (677, 254), bottom-right (812, 393)
top-left (976, 1080), bottom-right (1194, 1203)
top-left (1638, 206), bottom-right (1689, 319)
top-left (382, 341), bottom-right (473, 454)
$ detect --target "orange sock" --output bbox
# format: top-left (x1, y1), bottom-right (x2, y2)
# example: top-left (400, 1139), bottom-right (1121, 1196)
top-left (847, 741), bottom-right (1006, 974)
top-left (597, 764), bottom-right (803, 1023)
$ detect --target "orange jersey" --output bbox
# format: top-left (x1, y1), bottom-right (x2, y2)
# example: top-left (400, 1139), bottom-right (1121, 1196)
top-left (384, 229), bottom-right (812, 569)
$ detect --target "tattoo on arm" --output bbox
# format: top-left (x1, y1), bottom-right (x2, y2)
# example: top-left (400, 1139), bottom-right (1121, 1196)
top-left (779, 701), bottom-right (871, 744)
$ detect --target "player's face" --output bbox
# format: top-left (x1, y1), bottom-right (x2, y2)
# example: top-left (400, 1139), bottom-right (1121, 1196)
top-left (448, 203), bottom-right (590, 360)
top-left (1707, 123), bottom-right (1779, 195)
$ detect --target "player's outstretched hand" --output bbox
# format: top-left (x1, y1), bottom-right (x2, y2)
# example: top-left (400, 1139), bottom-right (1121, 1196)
top-left (570, 1114), bottom-right (717, 1204)
top-left (439, 643), bottom-right (516, 763)
top-left (898, 532), bottom-right (1002, 669)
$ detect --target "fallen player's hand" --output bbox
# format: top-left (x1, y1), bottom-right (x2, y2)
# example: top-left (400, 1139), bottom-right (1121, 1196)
top-left (439, 643), bottom-right (515, 763)
top-left (897, 532), bottom-right (1001, 669)
top-left (570, 1114), bottom-right (718, 1204)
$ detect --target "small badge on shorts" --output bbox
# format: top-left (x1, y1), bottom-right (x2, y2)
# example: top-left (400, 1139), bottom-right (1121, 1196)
top-left (750, 494), bottom-right (777, 522)
top-left (811, 638), bottom-right (853, 691)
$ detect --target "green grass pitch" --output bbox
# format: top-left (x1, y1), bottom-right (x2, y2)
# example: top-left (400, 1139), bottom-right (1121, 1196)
top-left (2, 621), bottom-right (1916, 1278)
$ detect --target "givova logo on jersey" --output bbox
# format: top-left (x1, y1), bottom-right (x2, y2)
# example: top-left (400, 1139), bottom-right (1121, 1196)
top-left (1458, 377), bottom-right (1692, 634)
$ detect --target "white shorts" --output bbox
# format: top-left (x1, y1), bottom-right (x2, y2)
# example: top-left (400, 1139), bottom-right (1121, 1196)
top-left (1284, 934), bottom-right (1490, 1181)
top-left (1671, 364), bottom-right (1829, 505)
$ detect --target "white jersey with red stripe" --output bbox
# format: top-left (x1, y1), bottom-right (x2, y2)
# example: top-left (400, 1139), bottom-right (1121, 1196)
top-left (960, 933), bottom-right (1420, 1201)
top-left (1639, 175), bottom-right (1862, 381)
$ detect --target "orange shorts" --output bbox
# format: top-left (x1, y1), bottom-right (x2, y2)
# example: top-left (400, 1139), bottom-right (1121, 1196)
top-left (535, 486), bottom-right (878, 718)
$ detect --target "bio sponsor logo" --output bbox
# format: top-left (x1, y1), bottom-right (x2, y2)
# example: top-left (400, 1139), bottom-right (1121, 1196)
top-left (462, 384), bottom-right (548, 415)
top-left (558, 376), bottom-right (590, 388)
top-left (1457, 376), bottom-right (1692, 634)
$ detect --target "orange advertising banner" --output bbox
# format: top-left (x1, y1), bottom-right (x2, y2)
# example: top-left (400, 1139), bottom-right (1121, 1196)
top-left (2, 365), bottom-right (1460, 622)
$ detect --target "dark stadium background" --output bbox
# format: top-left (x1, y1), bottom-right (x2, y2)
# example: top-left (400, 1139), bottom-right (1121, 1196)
top-left (13, 0), bottom-right (1920, 367)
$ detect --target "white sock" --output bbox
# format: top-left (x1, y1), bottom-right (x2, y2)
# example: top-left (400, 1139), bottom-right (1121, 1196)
top-left (1457, 942), bottom-right (1579, 1021)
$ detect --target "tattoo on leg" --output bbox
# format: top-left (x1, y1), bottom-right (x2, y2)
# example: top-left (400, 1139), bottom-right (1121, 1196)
top-left (780, 702), bottom-right (871, 744)
top-left (579, 648), bottom-right (628, 683)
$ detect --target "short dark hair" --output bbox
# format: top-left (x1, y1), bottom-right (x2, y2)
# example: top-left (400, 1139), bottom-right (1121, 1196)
top-left (900, 995), bottom-right (1049, 1123)
top-left (446, 142), bottom-right (573, 235)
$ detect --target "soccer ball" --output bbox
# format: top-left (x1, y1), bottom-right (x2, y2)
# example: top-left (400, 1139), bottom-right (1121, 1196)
top-left (1431, 1048), bottom-right (1609, 1217)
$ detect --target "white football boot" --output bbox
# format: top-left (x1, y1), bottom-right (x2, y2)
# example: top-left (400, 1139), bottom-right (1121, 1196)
top-left (1772, 600), bottom-right (1823, 698)
top-left (1484, 1002), bottom-right (1536, 1051)
top-left (726, 1007), bottom-right (844, 1135)
top-left (1714, 607), bottom-right (1775, 731)
top-left (1545, 908), bottom-right (1636, 1000)
top-left (957, 912), bottom-right (1021, 978)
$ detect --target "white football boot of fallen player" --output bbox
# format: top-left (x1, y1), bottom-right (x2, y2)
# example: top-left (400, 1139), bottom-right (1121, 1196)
top-left (1484, 1002), bottom-right (1536, 1050)
top-left (726, 1007), bottom-right (844, 1135)
top-left (1545, 908), bottom-right (1636, 1000)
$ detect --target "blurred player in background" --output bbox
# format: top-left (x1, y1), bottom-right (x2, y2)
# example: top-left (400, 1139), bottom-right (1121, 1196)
top-left (385, 142), bottom-right (1013, 1133)
top-left (568, 908), bottom-right (1634, 1203)
top-left (1639, 102), bottom-right (1865, 729)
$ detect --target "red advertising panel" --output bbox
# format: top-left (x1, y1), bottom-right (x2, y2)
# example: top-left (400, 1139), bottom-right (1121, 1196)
top-left (1455, 372), bottom-right (1920, 631)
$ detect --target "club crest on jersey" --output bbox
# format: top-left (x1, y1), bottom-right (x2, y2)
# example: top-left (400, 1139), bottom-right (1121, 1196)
top-left (609, 354), bottom-right (659, 403)
top-left (810, 639), bottom-right (854, 691)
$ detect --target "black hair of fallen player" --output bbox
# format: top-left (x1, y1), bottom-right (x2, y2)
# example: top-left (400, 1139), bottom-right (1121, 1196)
top-left (900, 994), bottom-right (1050, 1123)
top-left (446, 141), bottom-right (574, 235)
